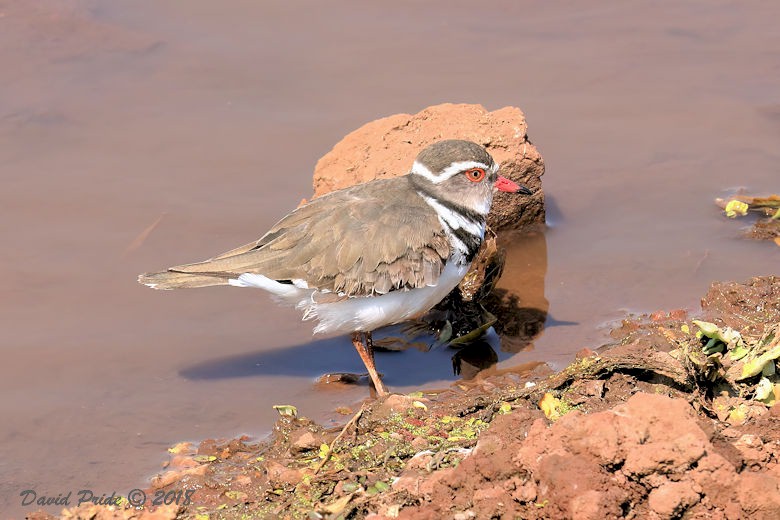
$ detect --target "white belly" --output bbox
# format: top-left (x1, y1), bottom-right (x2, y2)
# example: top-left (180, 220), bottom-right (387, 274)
top-left (229, 255), bottom-right (470, 335)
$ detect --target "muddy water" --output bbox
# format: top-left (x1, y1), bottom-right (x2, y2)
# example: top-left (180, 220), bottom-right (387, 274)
top-left (2, 0), bottom-right (779, 516)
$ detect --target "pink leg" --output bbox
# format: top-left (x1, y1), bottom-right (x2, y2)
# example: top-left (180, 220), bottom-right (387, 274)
top-left (351, 331), bottom-right (389, 396)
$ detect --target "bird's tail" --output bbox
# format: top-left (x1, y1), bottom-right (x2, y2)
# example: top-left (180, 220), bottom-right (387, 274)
top-left (138, 270), bottom-right (230, 290)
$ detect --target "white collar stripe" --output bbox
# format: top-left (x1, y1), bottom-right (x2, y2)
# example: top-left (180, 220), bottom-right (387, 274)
top-left (420, 194), bottom-right (485, 239)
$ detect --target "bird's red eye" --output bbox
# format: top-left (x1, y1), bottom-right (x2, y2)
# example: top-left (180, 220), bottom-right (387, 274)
top-left (464, 168), bottom-right (486, 182)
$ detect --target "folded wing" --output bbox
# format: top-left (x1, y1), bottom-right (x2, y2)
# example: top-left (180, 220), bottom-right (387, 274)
top-left (138, 177), bottom-right (451, 296)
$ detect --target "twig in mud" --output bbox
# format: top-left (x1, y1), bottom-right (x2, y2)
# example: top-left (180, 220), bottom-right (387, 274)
top-left (693, 249), bottom-right (710, 274)
top-left (124, 213), bottom-right (167, 256)
top-left (314, 405), bottom-right (365, 475)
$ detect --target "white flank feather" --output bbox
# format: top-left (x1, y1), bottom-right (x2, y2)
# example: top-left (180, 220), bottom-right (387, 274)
top-left (228, 252), bottom-right (470, 336)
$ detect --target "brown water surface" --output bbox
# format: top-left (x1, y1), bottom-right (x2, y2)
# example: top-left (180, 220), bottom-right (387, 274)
top-left (2, 0), bottom-right (779, 517)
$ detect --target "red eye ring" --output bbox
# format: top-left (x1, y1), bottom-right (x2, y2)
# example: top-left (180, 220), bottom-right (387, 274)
top-left (464, 168), bottom-right (486, 182)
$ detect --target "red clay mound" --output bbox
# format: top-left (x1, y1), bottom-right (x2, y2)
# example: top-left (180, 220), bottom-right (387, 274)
top-left (313, 103), bottom-right (545, 231)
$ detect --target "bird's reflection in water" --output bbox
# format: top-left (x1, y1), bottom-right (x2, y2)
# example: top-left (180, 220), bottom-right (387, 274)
top-left (372, 228), bottom-right (551, 383)
top-left (488, 301), bottom-right (548, 354)
top-left (451, 339), bottom-right (499, 379)
top-left (486, 229), bottom-right (550, 354)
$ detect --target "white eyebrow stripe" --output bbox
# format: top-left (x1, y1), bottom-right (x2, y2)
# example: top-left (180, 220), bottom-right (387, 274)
top-left (410, 161), bottom-right (438, 183)
top-left (411, 160), bottom-right (492, 184)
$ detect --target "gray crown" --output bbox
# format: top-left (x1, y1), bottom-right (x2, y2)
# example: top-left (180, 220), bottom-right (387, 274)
top-left (415, 140), bottom-right (495, 173)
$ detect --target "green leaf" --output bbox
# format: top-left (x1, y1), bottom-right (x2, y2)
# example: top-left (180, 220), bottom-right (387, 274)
top-left (703, 337), bottom-right (723, 355)
top-left (693, 320), bottom-right (742, 345)
top-left (318, 443), bottom-right (331, 460)
top-left (225, 490), bottom-right (248, 501)
top-left (436, 321), bottom-right (453, 345)
top-left (342, 482), bottom-right (360, 493)
top-left (729, 344), bottom-right (749, 361)
top-left (693, 320), bottom-right (719, 337)
top-left (693, 320), bottom-right (747, 358)
top-left (724, 199), bottom-right (749, 218)
top-left (740, 344), bottom-right (780, 380)
top-left (272, 404), bottom-right (298, 417)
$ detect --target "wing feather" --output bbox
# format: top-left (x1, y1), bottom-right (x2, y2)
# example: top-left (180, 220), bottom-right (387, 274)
top-left (163, 176), bottom-right (450, 296)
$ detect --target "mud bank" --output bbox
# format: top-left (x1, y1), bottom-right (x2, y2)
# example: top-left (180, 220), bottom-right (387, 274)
top-left (32, 276), bottom-right (780, 520)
